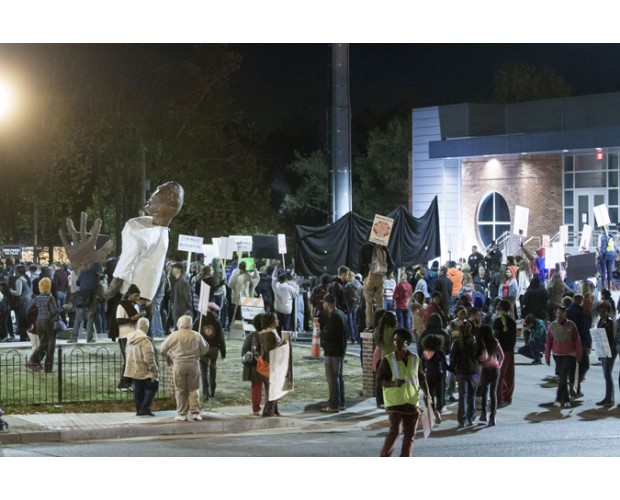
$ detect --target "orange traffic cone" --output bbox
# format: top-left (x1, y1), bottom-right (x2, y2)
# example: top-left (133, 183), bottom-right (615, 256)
top-left (310, 317), bottom-right (321, 358)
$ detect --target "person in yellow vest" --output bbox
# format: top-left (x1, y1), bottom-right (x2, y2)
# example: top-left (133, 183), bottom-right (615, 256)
top-left (377, 327), bottom-right (430, 457)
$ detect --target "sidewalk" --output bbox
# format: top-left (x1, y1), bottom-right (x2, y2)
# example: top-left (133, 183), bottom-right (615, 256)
top-left (0, 397), bottom-right (386, 445)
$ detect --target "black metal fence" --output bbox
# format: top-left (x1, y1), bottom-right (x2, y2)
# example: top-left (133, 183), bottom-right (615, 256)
top-left (0, 346), bottom-right (170, 406)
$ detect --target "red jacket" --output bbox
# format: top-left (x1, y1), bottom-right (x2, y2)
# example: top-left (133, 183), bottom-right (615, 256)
top-left (393, 281), bottom-right (412, 310)
top-left (545, 319), bottom-right (583, 363)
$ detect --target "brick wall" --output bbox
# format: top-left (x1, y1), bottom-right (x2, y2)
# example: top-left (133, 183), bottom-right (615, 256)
top-left (461, 154), bottom-right (563, 256)
top-left (361, 331), bottom-right (376, 397)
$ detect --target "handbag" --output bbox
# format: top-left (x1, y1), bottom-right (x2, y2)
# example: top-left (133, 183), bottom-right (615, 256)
top-left (241, 333), bottom-right (260, 366)
top-left (256, 355), bottom-right (270, 378)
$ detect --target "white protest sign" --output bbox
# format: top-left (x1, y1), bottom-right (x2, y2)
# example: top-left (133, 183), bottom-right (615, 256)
top-left (278, 233), bottom-right (287, 254)
top-left (590, 328), bottom-right (612, 358)
top-left (369, 214), bottom-right (394, 246)
top-left (542, 234), bottom-right (550, 249)
top-left (579, 224), bottom-right (593, 251)
top-left (202, 244), bottom-right (217, 264)
top-left (268, 342), bottom-right (291, 400)
top-left (546, 242), bottom-right (564, 270)
top-left (198, 282), bottom-right (211, 317)
top-left (211, 238), bottom-right (221, 257)
top-left (513, 205), bottom-right (529, 237)
top-left (559, 225), bottom-right (569, 247)
top-left (178, 234), bottom-right (204, 253)
top-left (593, 204), bottom-right (611, 228)
top-left (219, 237), bottom-right (234, 260)
top-left (230, 235), bottom-right (253, 254)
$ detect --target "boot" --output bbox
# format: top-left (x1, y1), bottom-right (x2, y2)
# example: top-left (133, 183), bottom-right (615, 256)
top-left (479, 411), bottom-right (487, 422)
top-left (488, 412), bottom-right (496, 426)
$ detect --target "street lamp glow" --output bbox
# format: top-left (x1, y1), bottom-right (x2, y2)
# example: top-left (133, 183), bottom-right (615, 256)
top-left (0, 82), bottom-right (10, 118)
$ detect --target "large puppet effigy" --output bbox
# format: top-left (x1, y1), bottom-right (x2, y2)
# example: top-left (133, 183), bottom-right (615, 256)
top-left (59, 181), bottom-right (184, 302)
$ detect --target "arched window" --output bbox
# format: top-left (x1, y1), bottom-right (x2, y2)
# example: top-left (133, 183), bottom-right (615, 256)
top-left (477, 192), bottom-right (511, 248)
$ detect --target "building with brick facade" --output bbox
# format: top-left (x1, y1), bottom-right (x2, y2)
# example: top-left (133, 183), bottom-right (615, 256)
top-left (411, 91), bottom-right (620, 263)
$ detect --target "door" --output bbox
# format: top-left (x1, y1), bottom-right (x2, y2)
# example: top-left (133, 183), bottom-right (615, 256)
top-left (576, 189), bottom-right (607, 233)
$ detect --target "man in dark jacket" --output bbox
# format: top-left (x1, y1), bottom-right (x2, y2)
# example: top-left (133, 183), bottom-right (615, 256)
top-left (320, 294), bottom-right (349, 413)
top-left (433, 266), bottom-right (453, 318)
top-left (566, 293), bottom-right (591, 398)
top-left (467, 246), bottom-right (485, 278)
top-left (170, 262), bottom-right (194, 328)
top-left (521, 277), bottom-right (549, 321)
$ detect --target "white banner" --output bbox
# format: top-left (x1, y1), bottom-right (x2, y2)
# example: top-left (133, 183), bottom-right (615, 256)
top-left (559, 225), bottom-right (569, 247)
top-left (178, 234), bottom-right (204, 253)
top-left (591, 328), bottom-right (612, 358)
top-left (278, 233), bottom-right (287, 254)
top-left (369, 214), bottom-right (394, 246)
top-left (579, 224), bottom-right (593, 251)
top-left (268, 342), bottom-right (291, 400)
top-left (593, 204), bottom-right (611, 228)
top-left (513, 205), bottom-right (529, 237)
top-left (230, 235), bottom-right (253, 253)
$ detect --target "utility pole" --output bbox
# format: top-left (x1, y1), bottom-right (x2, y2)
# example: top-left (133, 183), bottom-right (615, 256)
top-left (330, 43), bottom-right (352, 223)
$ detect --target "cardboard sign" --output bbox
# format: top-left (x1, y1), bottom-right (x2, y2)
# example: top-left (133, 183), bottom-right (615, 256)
top-left (202, 244), bottom-right (217, 264)
top-left (513, 205), bottom-right (529, 237)
top-left (579, 224), bottom-right (593, 251)
top-left (559, 225), bottom-right (569, 247)
top-left (178, 234), bottom-right (204, 253)
top-left (278, 233), bottom-right (287, 254)
top-left (369, 214), bottom-right (394, 246)
top-left (218, 237), bottom-right (234, 260)
top-left (591, 328), bottom-right (612, 358)
top-left (593, 204), bottom-right (611, 228)
top-left (566, 252), bottom-right (596, 282)
top-left (230, 235), bottom-right (253, 253)
top-left (198, 282), bottom-right (211, 317)
top-left (1, 245), bottom-right (22, 259)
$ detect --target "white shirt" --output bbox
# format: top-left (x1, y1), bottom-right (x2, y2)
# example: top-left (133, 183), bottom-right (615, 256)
top-left (112, 216), bottom-right (169, 301)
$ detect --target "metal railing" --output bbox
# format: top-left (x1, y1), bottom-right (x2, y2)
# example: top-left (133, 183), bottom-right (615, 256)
top-left (0, 346), bottom-right (170, 406)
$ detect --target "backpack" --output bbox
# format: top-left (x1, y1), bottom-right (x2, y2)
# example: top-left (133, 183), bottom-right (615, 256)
top-left (607, 235), bottom-right (616, 253)
top-left (370, 246), bottom-right (388, 275)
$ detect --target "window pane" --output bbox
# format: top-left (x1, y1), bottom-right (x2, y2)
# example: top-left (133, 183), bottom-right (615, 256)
top-left (575, 172), bottom-right (606, 188)
top-left (479, 194), bottom-right (493, 221)
top-left (479, 225), bottom-right (493, 248)
top-left (495, 224), bottom-right (511, 240)
top-left (494, 194), bottom-right (510, 221)
top-left (610, 154), bottom-right (619, 170)
top-left (564, 173), bottom-right (573, 189)
top-left (610, 189), bottom-right (618, 206)
top-left (575, 154), bottom-right (604, 171)
top-left (610, 208), bottom-right (618, 225)
top-left (564, 209), bottom-right (574, 224)
top-left (564, 190), bottom-right (573, 206)
top-left (594, 194), bottom-right (605, 206)
top-left (609, 172), bottom-right (618, 187)
top-left (564, 156), bottom-right (574, 172)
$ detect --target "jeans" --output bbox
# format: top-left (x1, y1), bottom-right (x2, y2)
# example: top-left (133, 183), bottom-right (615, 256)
top-left (324, 355), bottom-right (345, 408)
top-left (56, 291), bottom-right (67, 310)
top-left (347, 306), bottom-right (360, 342)
top-left (213, 294), bottom-right (227, 329)
top-left (200, 347), bottom-right (219, 399)
top-left (479, 367), bottom-right (500, 416)
top-left (553, 354), bottom-right (576, 404)
top-left (71, 302), bottom-right (97, 341)
top-left (600, 252), bottom-right (615, 290)
top-left (395, 308), bottom-right (411, 331)
top-left (457, 373), bottom-right (479, 425)
top-left (380, 408), bottom-right (419, 457)
top-left (427, 374), bottom-right (445, 411)
top-left (276, 311), bottom-right (291, 334)
top-left (150, 299), bottom-right (165, 337)
top-left (31, 319), bottom-right (57, 372)
top-left (518, 339), bottom-right (545, 361)
top-left (133, 378), bottom-right (159, 414)
top-left (601, 354), bottom-right (617, 403)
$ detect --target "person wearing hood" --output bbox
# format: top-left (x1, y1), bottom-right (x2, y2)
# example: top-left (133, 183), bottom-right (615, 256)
top-left (424, 261), bottom-right (439, 293)
top-left (124, 317), bottom-right (159, 416)
top-left (419, 312), bottom-right (451, 357)
top-left (447, 261), bottom-right (463, 314)
top-left (160, 314), bottom-right (209, 421)
top-left (420, 332), bottom-right (448, 415)
top-left (493, 299), bottom-right (517, 406)
top-left (449, 320), bottom-right (482, 427)
top-left (520, 276), bottom-right (549, 321)
top-left (485, 242), bottom-right (503, 273)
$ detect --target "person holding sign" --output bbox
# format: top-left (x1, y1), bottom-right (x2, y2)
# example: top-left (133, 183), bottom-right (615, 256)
top-left (376, 327), bottom-right (430, 457)
top-left (598, 230), bottom-right (616, 292)
top-left (595, 301), bottom-right (616, 407)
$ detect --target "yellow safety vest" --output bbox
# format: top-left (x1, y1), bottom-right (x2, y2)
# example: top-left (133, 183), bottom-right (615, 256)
top-left (382, 352), bottom-right (420, 407)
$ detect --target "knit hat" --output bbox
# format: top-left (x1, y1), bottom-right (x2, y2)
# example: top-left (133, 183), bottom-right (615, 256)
top-left (127, 284), bottom-right (141, 295)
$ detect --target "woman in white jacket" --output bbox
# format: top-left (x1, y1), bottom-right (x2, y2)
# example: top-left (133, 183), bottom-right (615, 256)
top-left (124, 317), bottom-right (159, 416)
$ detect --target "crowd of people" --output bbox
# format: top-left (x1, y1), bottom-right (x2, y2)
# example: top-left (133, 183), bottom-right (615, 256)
top-left (3, 232), bottom-right (620, 449)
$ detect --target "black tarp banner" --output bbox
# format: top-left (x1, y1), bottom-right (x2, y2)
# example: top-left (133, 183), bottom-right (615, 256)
top-left (294, 197), bottom-right (441, 276)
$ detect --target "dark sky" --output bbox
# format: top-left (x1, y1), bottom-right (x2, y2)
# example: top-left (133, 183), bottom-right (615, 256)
top-left (229, 43), bottom-right (620, 140)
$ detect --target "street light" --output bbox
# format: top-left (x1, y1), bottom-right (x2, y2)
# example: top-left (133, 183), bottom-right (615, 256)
top-left (0, 80), bottom-right (10, 118)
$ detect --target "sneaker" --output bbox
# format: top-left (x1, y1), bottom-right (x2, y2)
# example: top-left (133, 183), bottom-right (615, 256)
top-left (552, 401), bottom-right (561, 407)
top-left (562, 402), bottom-right (571, 409)
top-left (320, 406), bottom-right (340, 413)
top-left (174, 414), bottom-right (188, 421)
top-left (192, 413), bottom-right (203, 421)
top-left (531, 359), bottom-right (542, 365)
top-left (116, 387), bottom-right (130, 392)
top-left (338, 406), bottom-right (346, 411)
